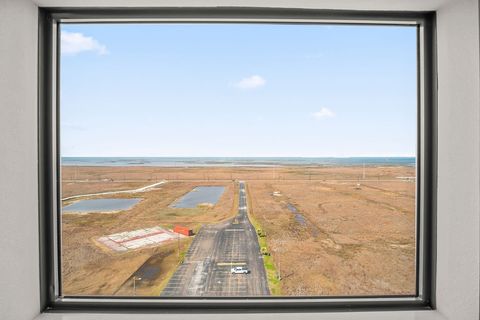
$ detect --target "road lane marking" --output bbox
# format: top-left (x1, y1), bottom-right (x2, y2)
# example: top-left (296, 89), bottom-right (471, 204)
top-left (217, 262), bottom-right (247, 266)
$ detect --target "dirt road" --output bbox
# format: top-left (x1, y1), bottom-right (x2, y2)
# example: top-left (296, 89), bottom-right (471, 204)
top-left (61, 181), bottom-right (167, 201)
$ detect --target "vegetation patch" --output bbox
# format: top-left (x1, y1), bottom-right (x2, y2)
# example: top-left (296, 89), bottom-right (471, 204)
top-left (246, 185), bottom-right (282, 296)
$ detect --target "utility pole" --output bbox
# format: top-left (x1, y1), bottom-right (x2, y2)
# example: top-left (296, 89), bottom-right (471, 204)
top-left (274, 240), bottom-right (287, 280)
top-left (177, 233), bottom-right (181, 259)
top-left (362, 163), bottom-right (366, 180)
top-left (133, 276), bottom-right (142, 296)
top-left (278, 259), bottom-right (281, 280)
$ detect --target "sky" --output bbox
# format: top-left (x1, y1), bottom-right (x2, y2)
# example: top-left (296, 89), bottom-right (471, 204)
top-left (60, 23), bottom-right (417, 157)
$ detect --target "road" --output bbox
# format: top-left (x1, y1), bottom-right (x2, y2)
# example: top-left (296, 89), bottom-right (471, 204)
top-left (161, 181), bottom-right (270, 297)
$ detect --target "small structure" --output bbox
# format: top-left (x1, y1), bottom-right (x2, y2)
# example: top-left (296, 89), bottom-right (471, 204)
top-left (173, 225), bottom-right (193, 236)
top-left (97, 226), bottom-right (181, 252)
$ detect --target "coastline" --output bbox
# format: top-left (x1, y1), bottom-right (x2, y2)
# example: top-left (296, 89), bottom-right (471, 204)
top-left (61, 156), bottom-right (416, 167)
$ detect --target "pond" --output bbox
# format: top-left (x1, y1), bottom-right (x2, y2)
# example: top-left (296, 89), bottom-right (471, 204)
top-left (62, 198), bottom-right (142, 213)
top-left (171, 186), bottom-right (225, 208)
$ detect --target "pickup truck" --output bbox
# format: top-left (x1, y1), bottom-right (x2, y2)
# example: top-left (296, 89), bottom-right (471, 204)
top-left (231, 266), bottom-right (249, 274)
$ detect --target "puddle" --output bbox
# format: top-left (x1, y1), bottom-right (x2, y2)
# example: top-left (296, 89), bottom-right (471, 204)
top-left (135, 265), bottom-right (160, 281)
top-left (286, 203), bottom-right (321, 237)
top-left (171, 186), bottom-right (225, 208)
top-left (286, 203), bottom-right (307, 226)
top-left (133, 251), bottom-right (171, 282)
top-left (62, 198), bottom-right (141, 213)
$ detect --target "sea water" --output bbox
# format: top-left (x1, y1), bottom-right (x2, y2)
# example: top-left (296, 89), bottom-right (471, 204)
top-left (63, 198), bottom-right (142, 213)
top-left (62, 157), bottom-right (415, 167)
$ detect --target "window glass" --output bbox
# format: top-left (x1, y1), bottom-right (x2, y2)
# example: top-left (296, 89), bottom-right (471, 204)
top-left (60, 23), bottom-right (417, 297)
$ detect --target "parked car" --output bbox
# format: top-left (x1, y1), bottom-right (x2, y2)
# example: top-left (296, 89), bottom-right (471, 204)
top-left (231, 266), bottom-right (249, 274)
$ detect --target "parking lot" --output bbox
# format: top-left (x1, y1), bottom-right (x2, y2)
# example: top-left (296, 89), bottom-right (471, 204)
top-left (161, 182), bottom-right (269, 296)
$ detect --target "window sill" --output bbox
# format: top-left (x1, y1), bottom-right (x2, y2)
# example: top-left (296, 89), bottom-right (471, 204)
top-left (36, 310), bottom-right (447, 320)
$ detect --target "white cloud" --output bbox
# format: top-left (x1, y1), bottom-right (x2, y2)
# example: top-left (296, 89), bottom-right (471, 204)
top-left (61, 31), bottom-right (108, 56)
top-left (312, 108), bottom-right (335, 119)
top-left (234, 75), bottom-right (266, 89)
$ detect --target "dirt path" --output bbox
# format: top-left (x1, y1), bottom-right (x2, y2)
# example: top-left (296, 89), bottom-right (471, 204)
top-left (61, 180), bottom-right (167, 201)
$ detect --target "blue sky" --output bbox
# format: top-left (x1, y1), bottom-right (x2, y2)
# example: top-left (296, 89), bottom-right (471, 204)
top-left (60, 23), bottom-right (417, 157)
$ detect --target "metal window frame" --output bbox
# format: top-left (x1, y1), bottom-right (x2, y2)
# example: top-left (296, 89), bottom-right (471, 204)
top-left (38, 7), bottom-right (437, 313)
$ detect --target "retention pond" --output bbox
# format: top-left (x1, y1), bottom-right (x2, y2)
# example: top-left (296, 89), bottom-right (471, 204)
top-left (171, 186), bottom-right (225, 208)
top-left (63, 198), bottom-right (141, 213)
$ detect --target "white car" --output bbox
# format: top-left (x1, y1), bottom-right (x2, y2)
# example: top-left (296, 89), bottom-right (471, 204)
top-left (231, 266), bottom-right (249, 274)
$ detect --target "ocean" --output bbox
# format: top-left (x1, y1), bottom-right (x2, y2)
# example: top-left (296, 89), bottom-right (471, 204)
top-left (61, 157), bottom-right (415, 167)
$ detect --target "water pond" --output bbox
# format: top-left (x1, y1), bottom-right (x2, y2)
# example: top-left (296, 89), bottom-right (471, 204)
top-left (171, 186), bottom-right (225, 208)
top-left (63, 198), bottom-right (141, 213)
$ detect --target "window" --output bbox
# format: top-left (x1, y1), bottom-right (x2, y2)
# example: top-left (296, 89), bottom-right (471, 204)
top-left (38, 7), bottom-right (436, 311)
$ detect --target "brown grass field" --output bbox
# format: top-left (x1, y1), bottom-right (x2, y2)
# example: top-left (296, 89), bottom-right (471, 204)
top-left (61, 165), bottom-right (415, 296)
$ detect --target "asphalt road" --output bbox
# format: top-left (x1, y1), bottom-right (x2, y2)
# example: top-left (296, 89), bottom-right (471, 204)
top-left (161, 181), bottom-right (270, 297)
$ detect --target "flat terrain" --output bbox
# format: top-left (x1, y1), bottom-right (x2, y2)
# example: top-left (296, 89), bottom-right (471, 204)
top-left (61, 165), bottom-right (415, 296)
top-left (161, 182), bottom-right (269, 296)
top-left (247, 176), bottom-right (416, 295)
top-left (61, 179), bottom-right (236, 295)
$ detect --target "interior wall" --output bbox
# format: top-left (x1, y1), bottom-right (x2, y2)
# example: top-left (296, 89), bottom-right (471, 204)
top-left (0, 0), bottom-right (479, 319)
top-left (0, 0), bottom-right (40, 320)
top-left (436, 0), bottom-right (480, 318)
top-left (32, 0), bottom-right (451, 11)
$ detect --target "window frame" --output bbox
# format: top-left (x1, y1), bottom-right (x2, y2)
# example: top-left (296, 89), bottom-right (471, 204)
top-left (38, 7), bottom-right (437, 313)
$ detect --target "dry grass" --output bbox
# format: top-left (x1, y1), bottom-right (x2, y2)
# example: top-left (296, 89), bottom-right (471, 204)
top-left (247, 168), bottom-right (416, 296)
top-left (61, 179), bottom-right (235, 295)
top-left (61, 165), bottom-right (416, 296)
top-left (61, 181), bottom-right (147, 198)
top-left (62, 165), bottom-right (415, 183)
top-left (114, 238), bottom-right (193, 296)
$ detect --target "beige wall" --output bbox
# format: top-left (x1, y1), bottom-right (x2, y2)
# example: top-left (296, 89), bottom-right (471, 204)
top-left (436, 0), bottom-right (480, 318)
top-left (32, 0), bottom-right (450, 10)
top-left (0, 0), bottom-right (40, 320)
top-left (0, 0), bottom-right (478, 319)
